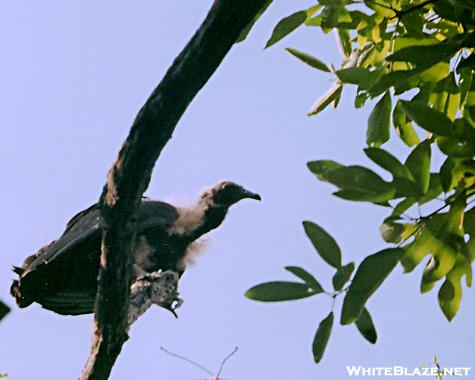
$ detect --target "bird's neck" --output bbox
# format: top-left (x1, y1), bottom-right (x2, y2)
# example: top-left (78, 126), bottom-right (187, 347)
top-left (181, 200), bottom-right (228, 241)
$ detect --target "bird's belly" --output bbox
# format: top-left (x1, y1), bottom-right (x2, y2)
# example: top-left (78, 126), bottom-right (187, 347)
top-left (134, 232), bottom-right (189, 274)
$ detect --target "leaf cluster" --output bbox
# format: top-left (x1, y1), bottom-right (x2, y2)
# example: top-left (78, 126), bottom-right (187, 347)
top-left (246, 0), bottom-right (475, 363)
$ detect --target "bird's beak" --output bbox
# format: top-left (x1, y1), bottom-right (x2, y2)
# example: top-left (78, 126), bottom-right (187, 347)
top-left (242, 189), bottom-right (261, 201)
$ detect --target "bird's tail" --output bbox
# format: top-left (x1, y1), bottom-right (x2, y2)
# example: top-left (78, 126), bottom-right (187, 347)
top-left (10, 274), bottom-right (33, 308)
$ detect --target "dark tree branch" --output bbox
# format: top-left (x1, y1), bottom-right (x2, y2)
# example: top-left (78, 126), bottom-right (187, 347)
top-left (79, 1), bottom-right (269, 379)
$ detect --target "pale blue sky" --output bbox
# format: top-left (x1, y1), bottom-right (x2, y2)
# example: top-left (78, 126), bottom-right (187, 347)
top-left (1, 1), bottom-right (473, 379)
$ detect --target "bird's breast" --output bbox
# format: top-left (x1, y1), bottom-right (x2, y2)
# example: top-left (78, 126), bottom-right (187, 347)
top-left (133, 231), bottom-right (191, 274)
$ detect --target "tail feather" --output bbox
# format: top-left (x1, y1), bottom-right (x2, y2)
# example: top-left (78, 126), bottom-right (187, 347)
top-left (10, 280), bottom-right (33, 308)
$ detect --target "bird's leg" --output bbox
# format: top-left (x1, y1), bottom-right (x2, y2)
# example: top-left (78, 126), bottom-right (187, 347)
top-left (127, 270), bottom-right (181, 328)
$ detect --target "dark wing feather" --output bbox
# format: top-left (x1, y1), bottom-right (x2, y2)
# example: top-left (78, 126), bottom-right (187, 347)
top-left (137, 200), bottom-right (179, 230)
top-left (12, 199), bottom-right (179, 315)
top-left (21, 204), bottom-right (103, 276)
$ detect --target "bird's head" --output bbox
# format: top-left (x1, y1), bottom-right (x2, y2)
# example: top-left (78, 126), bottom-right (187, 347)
top-left (201, 181), bottom-right (261, 208)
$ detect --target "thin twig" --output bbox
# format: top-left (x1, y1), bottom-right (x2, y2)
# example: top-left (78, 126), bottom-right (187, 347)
top-left (161, 347), bottom-right (215, 376)
top-left (216, 347), bottom-right (239, 379)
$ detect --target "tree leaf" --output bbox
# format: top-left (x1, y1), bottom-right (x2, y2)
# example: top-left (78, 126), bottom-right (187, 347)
top-left (307, 160), bottom-right (344, 181)
top-left (355, 307), bottom-right (377, 344)
top-left (364, 147), bottom-right (412, 179)
top-left (341, 248), bottom-right (403, 324)
top-left (335, 67), bottom-right (370, 84)
top-left (285, 266), bottom-right (324, 292)
top-left (303, 221), bottom-right (342, 269)
top-left (391, 197), bottom-right (415, 217)
top-left (400, 100), bottom-right (453, 136)
top-left (393, 101), bottom-right (420, 146)
top-left (437, 136), bottom-right (475, 158)
top-left (308, 84), bottom-right (343, 116)
top-left (332, 262), bottom-right (355, 291)
top-left (439, 157), bottom-right (456, 192)
top-left (336, 28), bottom-right (352, 57)
top-left (0, 300), bottom-right (10, 322)
top-left (367, 92), bottom-right (392, 147)
top-left (418, 173), bottom-right (443, 205)
top-left (405, 141), bottom-right (431, 194)
top-left (333, 187), bottom-right (396, 203)
top-left (324, 166), bottom-right (396, 202)
top-left (265, 11), bottom-right (307, 48)
top-left (245, 281), bottom-right (318, 302)
top-left (312, 312), bottom-right (334, 363)
top-left (380, 221), bottom-right (418, 244)
top-left (386, 40), bottom-right (462, 67)
top-left (438, 259), bottom-right (465, 321)
top-left (285, 48), bottom-right (330, 72)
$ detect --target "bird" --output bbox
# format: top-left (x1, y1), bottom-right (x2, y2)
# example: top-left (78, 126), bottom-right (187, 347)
top-left (11, 181), bottom-right (260, 316)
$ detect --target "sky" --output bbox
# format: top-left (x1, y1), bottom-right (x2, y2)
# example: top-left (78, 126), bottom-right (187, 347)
top-left (0, 1), bottom-right (474, 379)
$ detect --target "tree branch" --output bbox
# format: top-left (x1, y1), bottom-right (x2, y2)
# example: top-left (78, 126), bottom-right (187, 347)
top-left (78, 1), bottom-right (269, 379)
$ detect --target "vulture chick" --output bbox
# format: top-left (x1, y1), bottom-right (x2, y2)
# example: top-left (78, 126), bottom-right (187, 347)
top-left (11, 181), bottom-right (260, 315)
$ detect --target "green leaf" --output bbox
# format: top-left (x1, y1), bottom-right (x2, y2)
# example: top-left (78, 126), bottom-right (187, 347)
top-left (405, 141), bottom-right (431, 194)
top-left (333, 187), bottom-right (395, 203)
top-left (285, 48), bottom-right (330, 72)
top-left (307, 160), bottom-right (344, 181)
top-left (285, 266), bottom-right (324, 292)
top-left (437, 136), bottom-right (475, 158)
top-left (444, 73), bottom-right (460, 120)
top-left (457, 53), bottom-right (475, 72)
top-left (332, 262), bottom-right (355, 291)
top-left (341, 248), bottom-right (403, 324)
top-left (364, 148), bottom-right (411, 179)
top-left (368, 69), bottom-right (419, 97)
top-left (312, 312), bottom-right (334, 363)
top-left (439, 157), bottom-right (457, 192)
top-left (418, 174), bottom-right (443, 205)
top-left (367, 92), bottom-right (392, 147)
top-left (380, 221), bottom-right (418, 244)
top-left (386, 40), bottom-right (462, 68)
top-left (0, 300), bottom-right (10, 322)
top-left (324, 165), bottom-right (396, 202)
top-left (438, 259), bottom-right (465, 321)
top-left (303, 221), bottom-right (342, 269)
top-left (401, 228), bottom-right (435, 273)
top-left (391, 197), bottom-right (415, 217)
top-left (245, 281), bottom-right (318, 302)
top-left (393, 101), bottom-right (420, 146)
top-left (336, 67), bottom-right (371, 85)
top-left (265, 11), bottom-right (307, 48)
top-left (403, 211), bottom-right (460, 280)
top-left (336, 28), bottom-right (352, 58)
top-left (355, 92), bottom-right (370, 108)
top-left (308, 84), bottom-right (343, 116)
top-left (355, 307), bottom-right (377, 344)
top-left (325, 165), bottom-right (388, 190)
top-left (400, 100), bottom-right (453, 136)
top-left (320, 6), bottom-right (339, 29)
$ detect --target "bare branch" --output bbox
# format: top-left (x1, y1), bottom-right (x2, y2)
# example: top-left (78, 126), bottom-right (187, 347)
top-left (79, 1), bottom-right (270, 379)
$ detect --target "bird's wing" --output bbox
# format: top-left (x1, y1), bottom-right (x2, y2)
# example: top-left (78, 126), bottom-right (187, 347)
top-left (136, 200), bottom-right (179, 231)
top-left (20, 204), bottom-right (103, 276)
top-left (19, 200), bottom-right (179, 277)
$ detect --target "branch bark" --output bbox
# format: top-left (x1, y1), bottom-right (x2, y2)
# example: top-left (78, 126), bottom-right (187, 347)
top-left (79, 1), bottom-right (269, 379)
